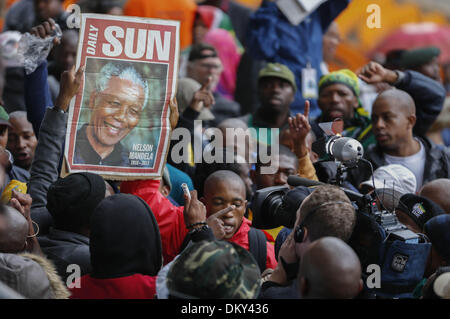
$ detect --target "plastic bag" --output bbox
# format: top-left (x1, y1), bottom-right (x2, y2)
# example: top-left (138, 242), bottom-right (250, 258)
top-left (17, 23), bottom-right (62, 75)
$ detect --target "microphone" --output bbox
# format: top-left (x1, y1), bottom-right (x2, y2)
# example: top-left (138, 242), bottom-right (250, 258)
top-left (326, 136), bottom-right (364, 164)
top-left (287, 176), bottom-right (324, 187)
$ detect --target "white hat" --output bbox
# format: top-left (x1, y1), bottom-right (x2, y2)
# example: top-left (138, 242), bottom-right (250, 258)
top-left (360, 164), bottom-right (417, 195)
top-left (433, 272), bottom-right (450, 299)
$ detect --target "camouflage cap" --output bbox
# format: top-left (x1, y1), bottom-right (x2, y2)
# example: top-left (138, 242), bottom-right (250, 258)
top-left (166, 240), bottom-right (262, 299)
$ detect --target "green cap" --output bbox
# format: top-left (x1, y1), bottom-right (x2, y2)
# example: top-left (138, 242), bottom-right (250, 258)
top-left (258, 63), bottom-right (297, 92)
top-left (166, 240), bottom-right (262, 299)
top-left (400, 46), bottom-right (440, 69)
top-left (0, 106), bottom-right (11, 127)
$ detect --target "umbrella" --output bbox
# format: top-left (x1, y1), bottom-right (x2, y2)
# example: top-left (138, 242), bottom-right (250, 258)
top-left (370, 22), bottom-right (450, 63)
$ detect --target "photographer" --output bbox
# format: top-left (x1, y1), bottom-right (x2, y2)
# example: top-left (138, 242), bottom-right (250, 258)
top-left (259, 184), bottom-right (357, 298)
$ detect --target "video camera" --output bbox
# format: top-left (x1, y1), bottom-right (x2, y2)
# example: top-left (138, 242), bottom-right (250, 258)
top-left (251, 175), bottom-right (420, 244)
top-left (252, 133), bottom-right (419, 243)
top-left (250, 134), bottom-right (431, 298)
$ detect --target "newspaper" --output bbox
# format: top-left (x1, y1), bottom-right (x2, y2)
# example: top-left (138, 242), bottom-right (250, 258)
top-left (63, 14), bottom-right (180, 180)
top-left (276, 0), bottom-right (327, 26)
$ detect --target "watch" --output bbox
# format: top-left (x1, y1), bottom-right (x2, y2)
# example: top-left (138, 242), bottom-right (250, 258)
top-left (52, 106), bottom-right (67, 114)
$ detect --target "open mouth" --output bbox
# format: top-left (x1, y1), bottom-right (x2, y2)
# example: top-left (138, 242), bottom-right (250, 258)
top-left (17, 152), bottom-right (29, 161)
top-left (223, 224), bottom-right (234, 234)
top-left (329, 108), bottom-right (344, 119)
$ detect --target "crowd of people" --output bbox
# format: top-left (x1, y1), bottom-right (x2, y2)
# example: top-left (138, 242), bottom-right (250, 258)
top-left (0, 0), bottom-right (449, 300)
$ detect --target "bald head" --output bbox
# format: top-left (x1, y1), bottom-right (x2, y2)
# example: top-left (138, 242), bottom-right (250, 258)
top-left (371, 89), bottom-right (417, 154)
top-left (298, 237), bottom-right (362, 299)
top-left (204, 170), bottom-right (246, 196)
top-left (374, 89), bottom-right (416, 116)
top-left (8, 111), bottom-right (27, 122)
top-left (420, 179), bottom-right (450, 213)
top-left (0, 205), bottom-right (28, 253)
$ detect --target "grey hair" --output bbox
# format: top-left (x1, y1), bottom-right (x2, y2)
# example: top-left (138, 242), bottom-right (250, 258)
top-left (95, 62), bottom-right (149, 110)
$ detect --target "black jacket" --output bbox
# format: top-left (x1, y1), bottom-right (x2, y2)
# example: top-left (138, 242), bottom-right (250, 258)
top-left (347, 137), bottom-right (450, 190)
top-left (38, 228), bottom-right (91, 282)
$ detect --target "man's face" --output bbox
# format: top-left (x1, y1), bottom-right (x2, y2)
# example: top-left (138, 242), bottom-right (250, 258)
top-left (252, 154), bottom-right (298, 189)
top-left (35, 0), bottom-right (62, 21)
top-left (259, 77), bottom-right (295, 112)
top-left (0, 125), bottom-right (8, 148)
top-left (415, 57), bottom-right (442, 83)
top-left (203, 179), bottom-right (247, 239)
top-left (318, 83), bottom-right (358, 122)
top-left (57, 35), bottom-right (78, 72)
top-left (371, 97), bottom-right (413, 152)
top-left (7, 117), bottom-right (37, 170)
top-left (187, 54), bottom-right (222, 90)
top-left (89, 76), bottom-right (145, 147)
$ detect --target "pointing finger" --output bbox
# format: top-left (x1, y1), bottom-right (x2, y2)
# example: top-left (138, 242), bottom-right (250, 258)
top-left (201, 76), bottom-right (212, 91)
top-left (303, 100), bottom-right (310, 119)
top-left (209, 205), bottom-right (236, 219)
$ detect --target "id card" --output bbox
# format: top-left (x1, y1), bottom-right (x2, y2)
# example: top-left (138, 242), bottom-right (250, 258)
top-left (302, 67), bottom-right (318, 99)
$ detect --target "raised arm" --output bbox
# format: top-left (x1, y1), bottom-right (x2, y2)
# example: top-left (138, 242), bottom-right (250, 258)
top-left (288, 101), bottom-right (318, 181)
top-left (24, 18), bottom-right (62, 137)
top-left (28, 64), bottom-right (83, 232)
top-left (358, 61), bottom-right (446, 137)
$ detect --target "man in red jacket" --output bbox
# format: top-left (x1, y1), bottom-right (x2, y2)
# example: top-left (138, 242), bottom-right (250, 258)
top-left (121, 170), bottom-right (277, 270)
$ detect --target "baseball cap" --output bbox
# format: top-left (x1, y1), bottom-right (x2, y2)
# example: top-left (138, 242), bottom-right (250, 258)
top-left (400, 46), bottom-right (440, 69)
top-left (397, 194), bottom-right (445, 231)
top-left (0, 106), bottom-right (11, 127)
top-left (360, 164), bottom-right (417, 194)
top-left (188, 43), bottom-right (218, 62)
top-left (258, 63), bottom-right (297, 92)
top-left (166, 240), bottom-right (261, 299)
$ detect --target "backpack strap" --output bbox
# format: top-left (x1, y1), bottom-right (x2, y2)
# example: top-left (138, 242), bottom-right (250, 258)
top-left (248, 227), bottom-right (267, 273)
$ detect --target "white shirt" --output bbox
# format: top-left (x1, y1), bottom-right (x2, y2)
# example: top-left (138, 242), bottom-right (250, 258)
top-left (384, 140), bottom-right (426, 191)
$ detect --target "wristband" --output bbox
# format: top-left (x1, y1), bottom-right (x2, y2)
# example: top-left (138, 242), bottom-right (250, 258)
top-left (52, 106), bottom-right (67, 114)
top-left (188, 224), bottom-right (209, 235)
top-left (186, 221), bottom-right (207, 230)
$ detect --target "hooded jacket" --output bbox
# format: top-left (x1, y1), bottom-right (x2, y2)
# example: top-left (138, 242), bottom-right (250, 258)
top-left (0, 252), bottom-right (70, 299)
top-left (69, 194), bottom-right (162, 299)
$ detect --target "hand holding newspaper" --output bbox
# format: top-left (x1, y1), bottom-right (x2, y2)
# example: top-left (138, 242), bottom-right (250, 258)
top-left (63, 14), bottom-right (180, 180)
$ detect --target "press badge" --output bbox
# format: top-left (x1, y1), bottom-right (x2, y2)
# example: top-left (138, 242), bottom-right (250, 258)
top-left (302, 66), bottom-right (318, 99)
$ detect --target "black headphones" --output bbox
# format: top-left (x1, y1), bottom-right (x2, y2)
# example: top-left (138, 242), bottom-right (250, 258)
top-left (294, 201), bottom-right (354, 243)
